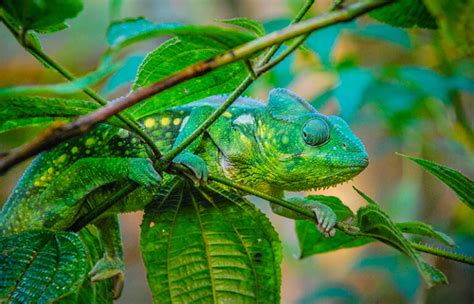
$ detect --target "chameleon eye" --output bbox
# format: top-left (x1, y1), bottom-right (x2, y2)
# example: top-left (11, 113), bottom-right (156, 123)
top-left (302, 118), bottom-right (330, 146)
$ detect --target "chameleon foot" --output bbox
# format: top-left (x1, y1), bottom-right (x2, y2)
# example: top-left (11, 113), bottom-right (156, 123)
top-left (128, 158), bottom-right (162, 188)
top-left (173, 151), bottom-right (208, 186)
top-left (89, 256), bottom-right (125, 299)
top-left (311, 203), bottom-right (337, 237)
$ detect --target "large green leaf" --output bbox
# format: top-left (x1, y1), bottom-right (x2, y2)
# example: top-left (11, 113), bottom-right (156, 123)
top-left (130, 35), bottom-right (248, 119)
top-left (62, 226), bottom-right (114, 303)
top-left (0, 96), bottom-right (98, 133)
top-left (396, 222), bottom-right (455, 247)
top-left (295, 195), bottom-right (372, 258)
top-left (399, 154), bottom-right (474, 209)
top-left (140, 178), bottom-right (282, 303)
top-left (0, 0), bottom-right (83, 33)
top-left (106, 17), bottom-right (255, 51)
top-left (369, 0), bottom-right (437, 29)
top-left (354, 188), bottom-right (447, 287)
top-left (220, 18), bottom-right (265, 37)
top-left (423, 0), bottom-right (474, 56)
top-left (0, 230), bottom-right (87, 302)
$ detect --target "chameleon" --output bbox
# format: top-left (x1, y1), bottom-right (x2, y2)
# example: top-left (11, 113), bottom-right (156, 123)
top-left (0, 88), bottom-right (368, 299)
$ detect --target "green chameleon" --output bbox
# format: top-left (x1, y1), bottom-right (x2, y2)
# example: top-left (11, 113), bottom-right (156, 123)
top-left (0, 88), bottom-right (368, 298)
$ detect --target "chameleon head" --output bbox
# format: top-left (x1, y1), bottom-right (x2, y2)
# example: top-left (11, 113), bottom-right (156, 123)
top-left (258, 88), bottom-right (368, 191)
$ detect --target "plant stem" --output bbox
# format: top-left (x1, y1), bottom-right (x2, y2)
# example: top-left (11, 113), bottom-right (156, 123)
top-left (411, 242), bottom-right (474, 266)
top-left (0, 0), bottom-right (390, 175)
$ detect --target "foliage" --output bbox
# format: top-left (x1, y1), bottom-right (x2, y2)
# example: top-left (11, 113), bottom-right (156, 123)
top-left (0, 0), bottom-right (473, 302)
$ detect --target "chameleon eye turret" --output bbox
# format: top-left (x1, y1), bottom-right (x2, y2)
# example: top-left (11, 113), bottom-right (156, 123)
top-left (302, 118), bottom-right (330, 147)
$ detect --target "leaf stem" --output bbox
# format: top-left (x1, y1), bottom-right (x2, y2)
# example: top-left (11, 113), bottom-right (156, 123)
top-left (0, 0), bottom-right (390, 174)
top-left (411, 243), bottom-right (474, 265)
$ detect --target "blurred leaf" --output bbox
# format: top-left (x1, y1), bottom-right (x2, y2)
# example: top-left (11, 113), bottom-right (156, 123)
top-left (109, 0), bottom-right (122, 22)
top-left (220, 18), bottom-right (265, 37)
top-left (140, 178), bottom-right (281, 303)
top-left (310, 87), bottom-right (335, 109)
top-left (0, 96), bottom-right (123, 133)
top-left (354, 187), bottom-right (448, 287)
top-left (369, 0), bottom-right (437, 29)
top-left (398, 67), bottom-right (450, 102)
top-left (0, 62), bottom-right (120, 97)
top-left (398, 154), bottom-right (474, 209)
top-left (296, 195), bottom-right (372, 258)
top-left (335, 67), bottom-right (374, 120)
top-left (396, 222), bottom-right (455, 247)
top-left (264, 46), bottom-right (296, 87)
top-left (130, 36), bottom-right (247, 119)
top-left (423, 0), bottom-right (474, 56)
top-left (62, 227), bottom-right (114, 303)
top-left (297, 284), bottom-right (361, 304)
top-left (101, 54), bottom-right (145, 96)
top-left (0, 0), bottom-right (83, 33)
top-left (353, 254), bottom-right (421, 301)
top-left (107, 17), bottom-right (255, 52)
top-left (351, 23), bottom-right (411, 49)
top-left (0, 230), bottom-right (87, 302)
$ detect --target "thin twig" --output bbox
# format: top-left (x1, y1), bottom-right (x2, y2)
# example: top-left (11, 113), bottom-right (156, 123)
top-left (0, 0), bottom-right (390, 175)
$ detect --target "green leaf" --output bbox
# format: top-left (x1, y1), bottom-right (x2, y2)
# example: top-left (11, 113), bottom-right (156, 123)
top-left (140, 178), bottom-right (282, 303)
top-left (0, 96), bottom-right (100, 133)
top-left (354, 188), bottom-right (448, 287)
top-left (101, 54), bottom-right (145, 96)
top-left (0, 0), bottom-right (83, 33)
top-left (335, 67), bottom-right (374, 120)
top-left (296, 195), bottom-right (372, 258)
top-left (0, 230), bottom-right (87, 302)
top-left (106, 17), bottom-right (255, 51)
top-left (109, 0), bottom-right (122, 22)
top-left (369, 0), bottom-right (437, 29)
top-left (0, 62), bottom-right (120, 97)
top-left (396, 222), bottom-right (455, 247)
top-left (423, 0), bottom-right (474, 56)
top-left (130, 36), bottom-right (248, 118)
top-left (220, 18), bottom-right (265, 37)
top-left (398, 154), bottom-right (474, 209)
top-left (351, 23), bottom-right (411, 49)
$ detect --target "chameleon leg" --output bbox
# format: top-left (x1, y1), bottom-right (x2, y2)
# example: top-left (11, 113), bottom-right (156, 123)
top-left (37, 157), bottom-right (160, 231)
top-left (270, 194), bottom-right (337, 237)
top-left (171, 106), bottom-right (215, 186)
top-left (89, 215), bottom-right (125, 299)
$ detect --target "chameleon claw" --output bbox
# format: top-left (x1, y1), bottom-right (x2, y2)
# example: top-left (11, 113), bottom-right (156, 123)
top-left (89, 255), bottom-right (125, 299)
top-left (128, 158), bottom-right (161, 188)
top-left (173, 152), bottom-right (208, 187)
top-left (311, 203), bottom-right (337, 238)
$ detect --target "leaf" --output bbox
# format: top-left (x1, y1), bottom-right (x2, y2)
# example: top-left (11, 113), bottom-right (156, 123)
top-left (0, 230), bottom-right (87, 302)
top-left (220, 18), bottom-right (265, 37)
top-left (354, 187), bottom-right (448, 287)
top-left (369, 0), bottom-right (437, 29)
top-left (398, 154), bottom-right (474, 209)
top-left (0, 0), bottom-right (83, 33)
top-left (396, 222), bottom-right (455, 247)
top-left (101, 54), bottom-right (145, 96)
top-left (296, 195), bottom-right (372, 258)
top-left (423, 0), bottom-right (474, 56)
top-left (140, 178), bottom-right (282, 303)
top-left (106, 17), bottom-right (255, 51)
top-left (351, 23), bottom-right (411, 49)
top-left (0, 63), bottom-right (120, 97)
top-left (0, 96), bottom-right (99, 133)
top-left (130, 36), bottom-right (248, 119)
top-left (109, 0), bottom-right (122, 22)
top-left (62, 227), bottom-right (114, 303)
top-left (335, 67), bottom-right (374, 120)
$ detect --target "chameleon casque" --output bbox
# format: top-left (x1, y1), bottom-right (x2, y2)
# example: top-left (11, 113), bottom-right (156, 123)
top-left (0, 88), bottom-right (368, 298)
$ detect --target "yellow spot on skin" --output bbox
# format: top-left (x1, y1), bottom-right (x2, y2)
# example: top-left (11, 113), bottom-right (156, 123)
top-left (47, 168), bottom-right (54, 174)
top-left (161, 117), bottom-right (171, 126)
top-left (165, 132), bottom-right (173, 138)
top-left (144, 118), bottom-right (156, 128)
top-left (240, 134), bottom-right (251, 146)
top-left (40, 176), bottom-right (46, 181)
top-left (34, 181), bottom-right (40, 187)
top-left (58, 154), bottom-right (67, 163)
top-left (282, 136), bottom-right (289, 144)
top-left (264, 142), bottom-right (271, 149)
top-left (85, 138), bottom-right (95, 146)
top-left (223, 112), bottom-right (232, 118)
top-left (173, 118), bottom-right (181, 126)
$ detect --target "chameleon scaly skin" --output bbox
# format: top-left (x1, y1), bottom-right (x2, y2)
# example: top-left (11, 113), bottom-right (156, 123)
top-left (0, 88), bottom-right (368, 297)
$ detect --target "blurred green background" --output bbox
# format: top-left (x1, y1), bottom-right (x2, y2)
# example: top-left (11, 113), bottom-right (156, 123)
top-left (1, 0), bottom-right (473, 303)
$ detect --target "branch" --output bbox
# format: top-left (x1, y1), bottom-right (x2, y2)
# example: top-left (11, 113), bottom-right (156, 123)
top-left (0, 0), bottom-right (391, 175)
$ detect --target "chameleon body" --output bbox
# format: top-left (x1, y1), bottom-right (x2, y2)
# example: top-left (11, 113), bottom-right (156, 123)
top-left (0, 88), bottom-right (368, 298)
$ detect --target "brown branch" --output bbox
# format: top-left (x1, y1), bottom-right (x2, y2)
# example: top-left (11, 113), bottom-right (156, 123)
top-left (0, 0), bottom-right (390, 175)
